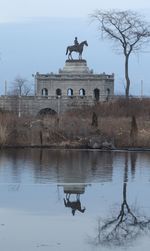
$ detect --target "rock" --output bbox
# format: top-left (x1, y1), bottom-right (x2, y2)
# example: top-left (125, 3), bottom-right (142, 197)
top-left (87, 136), bottom-right (115, 150)
top-left (101, 140), bottom-right (115, 150)
top-left (91, 142), bottom-right (101, 149)
top-left (87, 136), bottom-right (102, 149)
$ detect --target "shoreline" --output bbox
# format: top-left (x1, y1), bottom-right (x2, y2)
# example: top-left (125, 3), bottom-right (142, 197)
top-left (1, 98), bottom-right (150, 150)
top-left (1, 144), bottom-right (150, 152)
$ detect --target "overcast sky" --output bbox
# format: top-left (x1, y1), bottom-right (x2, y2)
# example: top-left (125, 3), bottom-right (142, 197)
top-left (0, 0), bottom-right (150, 22)
top-left (0, 1), bottom-right (150, 95)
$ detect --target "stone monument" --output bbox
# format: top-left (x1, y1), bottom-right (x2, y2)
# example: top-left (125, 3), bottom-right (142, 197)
top-left (0, 38), bottom-right (114, 116)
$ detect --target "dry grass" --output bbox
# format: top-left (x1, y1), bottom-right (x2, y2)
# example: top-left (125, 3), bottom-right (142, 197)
top-left (0, 111), bottom-right (17, 146)
top-left (1, 97), bottom-right (150, 148)
top-left (67, 97), bottom-right (150, 118)
top-left (59, 98), bottom-right (150, 147)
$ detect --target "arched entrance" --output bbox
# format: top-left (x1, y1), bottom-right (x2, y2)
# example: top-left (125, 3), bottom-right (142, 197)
top-left (38, 108), bottom-right (57, 116)
top-left (94, 88), bottom-right (100, 101)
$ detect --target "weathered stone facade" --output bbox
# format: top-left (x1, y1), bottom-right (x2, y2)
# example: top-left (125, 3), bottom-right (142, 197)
top-left (0, 59), bottom-right (114, 116)
top-left (36, 59), bottom-right (114, 100)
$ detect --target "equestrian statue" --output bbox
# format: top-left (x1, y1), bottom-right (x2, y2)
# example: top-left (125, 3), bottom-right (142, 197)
top-left (66, 37), bottom-right (88, 60)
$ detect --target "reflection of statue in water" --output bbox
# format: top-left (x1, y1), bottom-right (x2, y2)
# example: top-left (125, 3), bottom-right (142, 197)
top-left (66, 38), bottom-right (88, 60)
top-left (90, 153), bottom-right (150, 247)
top-left (64, 194), bottom-right (86, 216)
top-left (63, 184), bottom-right (86, 216)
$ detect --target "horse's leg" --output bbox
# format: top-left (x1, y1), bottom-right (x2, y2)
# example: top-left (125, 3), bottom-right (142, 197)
top-left (78, 52), bottom-right (80, 60)
top-left (68, 51), bottom-right (71, 60)
top-left (78, 50), bottom-right (82, 60)
top-left (66, 47), bottom-right (69, 55)
top-left (69, 51), bottom-right (73, 60)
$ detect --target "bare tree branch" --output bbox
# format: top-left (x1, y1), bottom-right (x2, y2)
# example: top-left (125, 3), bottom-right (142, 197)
top-left (91, 9), bottom-right (150, 97)
top-left (89, 154), bottom-right (150, 247)
top-left (10, 75), bottom-right (32, 96)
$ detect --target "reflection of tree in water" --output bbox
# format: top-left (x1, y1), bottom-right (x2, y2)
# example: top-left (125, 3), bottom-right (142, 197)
top-left (130, 152), bottom-right (137, 180)
top-left (91, 153), bottom-right (150, 247)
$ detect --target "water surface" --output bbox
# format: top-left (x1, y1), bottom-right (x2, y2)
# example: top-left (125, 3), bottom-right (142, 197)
top-left (0, 149), bottom-right (150, 250)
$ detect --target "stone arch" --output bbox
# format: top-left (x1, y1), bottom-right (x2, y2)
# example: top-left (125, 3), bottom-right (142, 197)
top-left (38, 108), bottom-right (57, 116)
top-left (41, 88), bottom-right (48, 96)
top-left (67, 88), bottom-right (73, 96)
top-left (56, 88), bottom-right (62, 96)
top-left (94, 88), bottom-right (100, 101)
top-left (79, 88), bottom-right (85, 96)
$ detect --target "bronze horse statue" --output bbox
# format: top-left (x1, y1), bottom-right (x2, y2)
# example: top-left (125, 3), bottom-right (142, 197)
top-left (66, 40), bottom-right (88, 60)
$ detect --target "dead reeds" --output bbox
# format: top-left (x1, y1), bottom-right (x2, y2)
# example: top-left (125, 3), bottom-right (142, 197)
top-left (0, 97), bottom-right (150, 148)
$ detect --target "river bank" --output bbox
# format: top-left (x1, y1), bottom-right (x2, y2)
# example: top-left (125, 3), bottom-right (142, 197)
top-left (1, 144), bottom-right (150, 152)
top-left (0, 97), bottom-right (150, 149)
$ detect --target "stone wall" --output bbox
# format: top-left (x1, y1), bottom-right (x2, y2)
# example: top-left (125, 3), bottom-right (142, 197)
top-left (0, 60), bottom-right (114, 116)
top-left (0, 95), bottom-right (95, 116)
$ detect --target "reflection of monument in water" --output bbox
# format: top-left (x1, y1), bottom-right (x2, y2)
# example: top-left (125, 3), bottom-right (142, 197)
top-left (31, 150), bottom-right (114, 184)
top-left (61, 183), bottom-right (89, 216)
top-left (2, 149), bottom-right (114, 185)
top-left (63, 184), bottom-right (86, 195)
top-left (54, 150), bottom-right (113, 216)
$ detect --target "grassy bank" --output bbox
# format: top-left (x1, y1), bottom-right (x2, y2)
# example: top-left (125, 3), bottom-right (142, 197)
top-left (0, 97), bottom-right (150, 149)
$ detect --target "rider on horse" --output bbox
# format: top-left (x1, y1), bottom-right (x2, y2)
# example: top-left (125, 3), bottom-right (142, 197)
top-left (74, 37), bottom-right (79, 48)
top-left (66, 38), bottom-right (88, 60)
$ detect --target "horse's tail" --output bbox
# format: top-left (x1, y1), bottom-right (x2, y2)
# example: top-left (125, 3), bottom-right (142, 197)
top-left (66, 47), bottom-right (69, 55)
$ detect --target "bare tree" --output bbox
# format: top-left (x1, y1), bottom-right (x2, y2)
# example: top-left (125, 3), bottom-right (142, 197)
top-left (89, 153), bottom-right (150, 247)
top-left (91, 10), bottom-right (150, 97)
top-left (11, 75), bottom-right (32, 96)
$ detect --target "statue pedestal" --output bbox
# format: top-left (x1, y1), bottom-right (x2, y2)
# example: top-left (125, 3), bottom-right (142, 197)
top-left (61, 59), bottom-right (92, 75)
